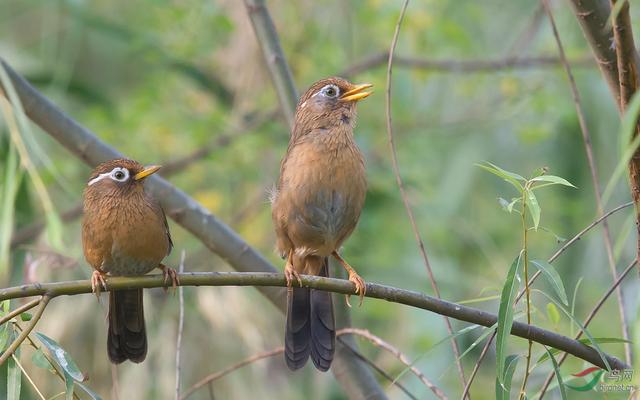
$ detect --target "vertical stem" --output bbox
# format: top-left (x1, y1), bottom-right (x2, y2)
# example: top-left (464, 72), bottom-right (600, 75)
top-left (518, 188), bottom-right (532, 399)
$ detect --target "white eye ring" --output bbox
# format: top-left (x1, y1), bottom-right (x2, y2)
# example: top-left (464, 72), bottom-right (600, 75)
top-left (319, 84), bottom-right (340, 98)
top-left (110, 167), bottom-right (129, 182)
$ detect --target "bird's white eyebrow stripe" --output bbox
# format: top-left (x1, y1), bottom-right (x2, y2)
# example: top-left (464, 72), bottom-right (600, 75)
top-left (87, 172), bottom-right (111, 186)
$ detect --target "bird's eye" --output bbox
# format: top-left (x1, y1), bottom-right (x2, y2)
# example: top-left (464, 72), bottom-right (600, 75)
top-left (110, 168), bottom-right (129, 182)
top-left (322, 84), bottom-right (339, 98)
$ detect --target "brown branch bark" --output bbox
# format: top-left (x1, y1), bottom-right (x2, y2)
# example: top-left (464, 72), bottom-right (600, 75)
top-left (0, 272), bottom-right (629, 371)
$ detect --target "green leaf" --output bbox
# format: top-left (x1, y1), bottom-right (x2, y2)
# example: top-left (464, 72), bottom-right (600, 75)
top-left (476, 162), bottom-right (525, 191)
top-left (508, 198), bottom-right (520, 213)
top-left (31, 348), bottom-right (52, 369)
top-left (525, 189), bottom-right (541, 230)
top-left (64, 371), bottom-right (75, 400)
top-left (546, 303), bottom-right (560, 325)
top-left (0, 300), bottom-right (10, 352)
top-left (534, 290), bottom-right (611, 371)
top-left (530, 175), bottom-right (576, 188)
top-left (7, 349), bottom-right (21, 400)
top-left (496, 354), bottom-right (519, 399)
top-left (76, 382), bottom-right (103, 400)
top-left (544, 346), bottom-right (568, 399)
top-left (35, 332), bottom-right (84, 382)
top-left (530, 260), bottom-right (569, 305)
top-left (496, 252), bottom-right (523, 385)
top-left (19, 312), bottom-right (32, 322)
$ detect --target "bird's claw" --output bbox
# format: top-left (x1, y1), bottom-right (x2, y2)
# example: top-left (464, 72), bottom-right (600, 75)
top-left (346, 271), bottom-right (366, 307)
top-left (90, 271), bottom-right (108, 299)
top-left (159, 264), bottom-right (180, 294)
top-left (284, 265), bottom-right (303, 288)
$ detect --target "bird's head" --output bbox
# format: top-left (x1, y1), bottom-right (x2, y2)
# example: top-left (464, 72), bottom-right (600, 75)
top-left (294, 77), bottom-right (372, 134)
top-left (85, 158), bottom-right (161, 196)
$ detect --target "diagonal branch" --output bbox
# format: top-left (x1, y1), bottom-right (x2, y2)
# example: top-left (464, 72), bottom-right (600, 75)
top-left (0, 273), bottom-right (628, 371)
top-left (0, 295), bottom-right (50, 365)
top-left (384, 0), bottom-right (468, 394)
top-left (242, 0), bottom-right (298, 126)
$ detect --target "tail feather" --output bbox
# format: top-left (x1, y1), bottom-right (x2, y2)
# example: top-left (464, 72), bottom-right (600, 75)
top-left (284, 258), bottom-right (335, 372)
top-left (285, 287), bottom-right (311, 370)
top-left (108, 289), bottom-right (147, 364)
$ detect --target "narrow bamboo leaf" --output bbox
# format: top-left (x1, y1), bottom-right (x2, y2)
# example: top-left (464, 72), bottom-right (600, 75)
top-left (534, 290), bottom-right (611, 371)
top-left (530, 175), bottom-right (576, 188)
top-left (546, 303), bottom-right (560, 325)
top-left (64, 371), bottom-right (75, 400)
top-left (496, 252), bottom-right (523, 385)
top-left (7, 350), bottom-right (21, 400)
top-left (508, 198), bottom-right (520, 213)
top-left (476, 162), bottom-right (525, 191)
top-left (530, 260), bottom-right (568, 305)
top-left (76, 382), bottom-right (103, 400)
top-left (496, 354), bottom-right (519, 399)
top-left (31, 348), bottom-right (51, 369)
top-left (525, 189), bottom-right (541, 230)
top-left (544, 347), bottom-right (567, 400)
top-left (0, 300), bottom-right (10, 352)
top-left (35, 332), bottom-right (84, 381)
top-left (457, 324), bottom-right (497, 361)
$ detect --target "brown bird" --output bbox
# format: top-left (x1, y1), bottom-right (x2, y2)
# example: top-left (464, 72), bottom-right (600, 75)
top-left (82, 158), bottom-right (177, 364)
top-left (272, 77), bottom-right (372, 371)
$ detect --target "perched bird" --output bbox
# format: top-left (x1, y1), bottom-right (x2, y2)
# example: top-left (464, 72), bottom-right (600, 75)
top-left (82, 158), bottom-right (178, 364)
top-left (272, 77), bottom-right (372, 371)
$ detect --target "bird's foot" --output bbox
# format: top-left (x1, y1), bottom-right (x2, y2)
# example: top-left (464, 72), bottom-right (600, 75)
top-left (90, 270), bottom-right (108, 298)
top-left (159, 263), bottom-right (180, 293)
top-left (332, 251), bottom-right (366, 307)
top-left (346, 270), bottom-right (366, 307)
top-left (284, 264), bottom-right (303, 288)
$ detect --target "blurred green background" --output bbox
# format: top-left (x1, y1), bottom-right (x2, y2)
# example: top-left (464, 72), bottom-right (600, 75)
top-left (1, 0), bottom-right (638, 399)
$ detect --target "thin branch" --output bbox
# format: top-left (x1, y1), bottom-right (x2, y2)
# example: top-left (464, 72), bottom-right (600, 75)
top-left (0, 298), bottom-right (41, 326)
top-left (338, 328), bottom-right (448, 400)
top-left (0, 272), bottom-right (628, 371)
top-left (341, 53), bottom-right (593, 78)
top-left (0, 295), bottom-right (50, 365)
top-left (384, 0), bottom-right (468, 393)
top-left (180, 348), bottom-right (284, 400)
top-left (175, 251), bottom-right (186, 400)
top-left (461, 200), bottom-right (633, 397)
top-left (336, 337), bottom-right (419, 400)
top-left (11, 354), bottom-right (46, 400)
top-left (242, 0), bottom-right (297, 126)
top-left (540, 0), bottom-right (631, 364)
top-left (538, 258), bottom-right (636, 398)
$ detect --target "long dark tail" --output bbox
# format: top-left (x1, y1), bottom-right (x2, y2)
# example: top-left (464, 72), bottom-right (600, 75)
top-left (108, 289), bottom-right (147, 364)
top-left (285, 258), bottom-right (335, 371)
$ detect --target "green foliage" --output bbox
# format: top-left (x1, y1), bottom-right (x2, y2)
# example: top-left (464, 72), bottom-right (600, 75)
top-left (495, 252), bottom-right (522, 387)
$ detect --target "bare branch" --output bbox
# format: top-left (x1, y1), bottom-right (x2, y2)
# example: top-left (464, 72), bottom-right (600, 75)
top-left (0, 273), bottom-right (628, 371)
top-left (341, 53), bottom-right (593, 78)
top-left (242, 0), bottom-right (297, 125)
top-left (0, 295), bottom-right (50, 365)
top-left (339, 328), bottom-right (447, 400)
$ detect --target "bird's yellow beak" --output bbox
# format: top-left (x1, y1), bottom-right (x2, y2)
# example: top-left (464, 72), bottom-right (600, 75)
top-left (134, 165), bottom-right (162, 181)
top-left (339, 83), bottom-right (373, 102)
